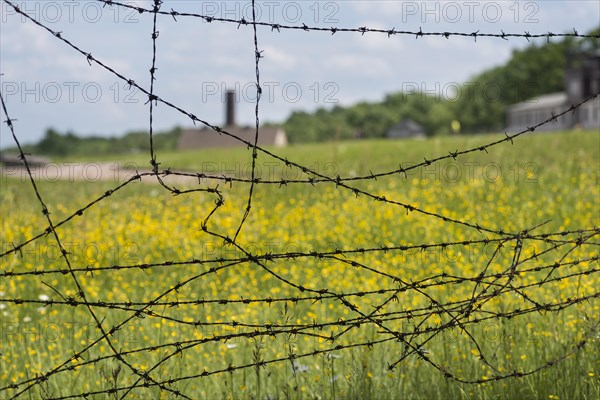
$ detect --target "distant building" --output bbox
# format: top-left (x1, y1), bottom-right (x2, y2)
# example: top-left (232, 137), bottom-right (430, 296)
top-left (178, 126), bottom-right (287, 149)
top-left (0, 153), bottom-right (49, 167)
top-left (177, 90), bottom-right (287, 149)
top-left (387, 118), bottom-right (426, 139)
top-left (506, 50), bottom-right (600, 132)
top-left (506, 92), bottom-right (574, 131)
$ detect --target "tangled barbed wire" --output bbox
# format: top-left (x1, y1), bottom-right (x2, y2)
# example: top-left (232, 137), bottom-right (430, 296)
top-left (1, 0), bottom-right (599, 399)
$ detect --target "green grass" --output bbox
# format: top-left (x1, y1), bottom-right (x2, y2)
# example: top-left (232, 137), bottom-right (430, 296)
top-left (54, 129), bottom-right (597, 173)
top-left (1, 130), bottom-right (599, 399)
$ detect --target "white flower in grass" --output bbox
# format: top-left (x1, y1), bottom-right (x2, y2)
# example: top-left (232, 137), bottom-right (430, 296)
top-left (23, 316), bottom-right (32, 322)
top-left (0, 291), bottom-right (5, 297)
top-left (291, 360), bottom-right (309, 373)
top-left (226, 343), bottom-right (237, 349)
top-left (0, 304), bottom-right (5, 310)
top-left (39, 294), bottom-right (50, 301)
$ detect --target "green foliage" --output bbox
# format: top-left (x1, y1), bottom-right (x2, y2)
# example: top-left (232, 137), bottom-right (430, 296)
top-left (285, 107), bottom-right (355, 143)
top-left (283, 28), bottom-right (598, 140)
top-left (13, 126), bottom-right (182, 158)
top-left (454, 36), bottom-right (581, 133)
top-left (285, 93), bottom-right (455, 143)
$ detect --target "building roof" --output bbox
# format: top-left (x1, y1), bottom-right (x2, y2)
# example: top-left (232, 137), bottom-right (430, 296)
top-left (0, 153), bottom-right (50, 166)
top-left (391, 118), bottom-right (424, 132)
top-left (388, 118), bottom-right (426, 138)
top-left (507, 92), bottom-right (567, 113)
top-left (178, 125), bottom-right (286, 149)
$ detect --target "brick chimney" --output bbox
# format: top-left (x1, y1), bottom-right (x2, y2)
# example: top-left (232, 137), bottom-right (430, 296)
top-left (225, 89), bottom-right (235, 126)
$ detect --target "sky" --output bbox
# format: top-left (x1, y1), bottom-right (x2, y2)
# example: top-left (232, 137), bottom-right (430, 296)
top-left (1, 0), bottom-right (599, 148)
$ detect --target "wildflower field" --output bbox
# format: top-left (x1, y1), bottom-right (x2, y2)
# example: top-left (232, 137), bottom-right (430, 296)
top-left (1, 130), bottom-right (599, 399)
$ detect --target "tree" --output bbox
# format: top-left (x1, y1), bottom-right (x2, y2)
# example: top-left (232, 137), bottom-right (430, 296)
top-left (454, 34), bottom-right (584, 133)
top-left (37, 128), bottom-right (73, 156)
top-left (279, 27), bottom-right (599, 141)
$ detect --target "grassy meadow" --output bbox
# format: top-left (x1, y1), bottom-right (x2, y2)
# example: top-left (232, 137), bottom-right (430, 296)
top-left (1, 130), bottom-right (599, 399)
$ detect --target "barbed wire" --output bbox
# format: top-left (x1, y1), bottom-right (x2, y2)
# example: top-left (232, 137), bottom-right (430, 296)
top-left (91, 0), bottom-right (600, 42)
top-left (1, 1), bottom-right (599, 399)
top-left (2, 258), bottom-right (598, 325)
top-left (2, 229), bottom-right (598, 279)
top-left (232, 0), bottom-right (264, 244)
top-left (3, 0), bottom-right (600, 240)
top-left (1, 93), bottom-right (185, 400)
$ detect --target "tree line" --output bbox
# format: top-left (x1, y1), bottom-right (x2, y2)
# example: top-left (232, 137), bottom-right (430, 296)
top-left (282, 28), bottom-right (599, 142)
top-left (6, 127), bottom-right (182, 158)
top-left (4, 28), bottom-right (597, 156)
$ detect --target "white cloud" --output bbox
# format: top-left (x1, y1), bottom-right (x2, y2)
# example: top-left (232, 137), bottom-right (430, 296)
top-left (1, 19), bottom-right (55, 55)
top-left (348, 2), bottom-right (406, 17)
top-left (325, 54), bottom-right (393, 78)
top-left (262, 45), bottom-right (298, 69)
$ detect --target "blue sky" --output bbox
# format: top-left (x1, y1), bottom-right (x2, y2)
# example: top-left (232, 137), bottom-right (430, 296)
top-left (1, 0), bottom-right (599, 148)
